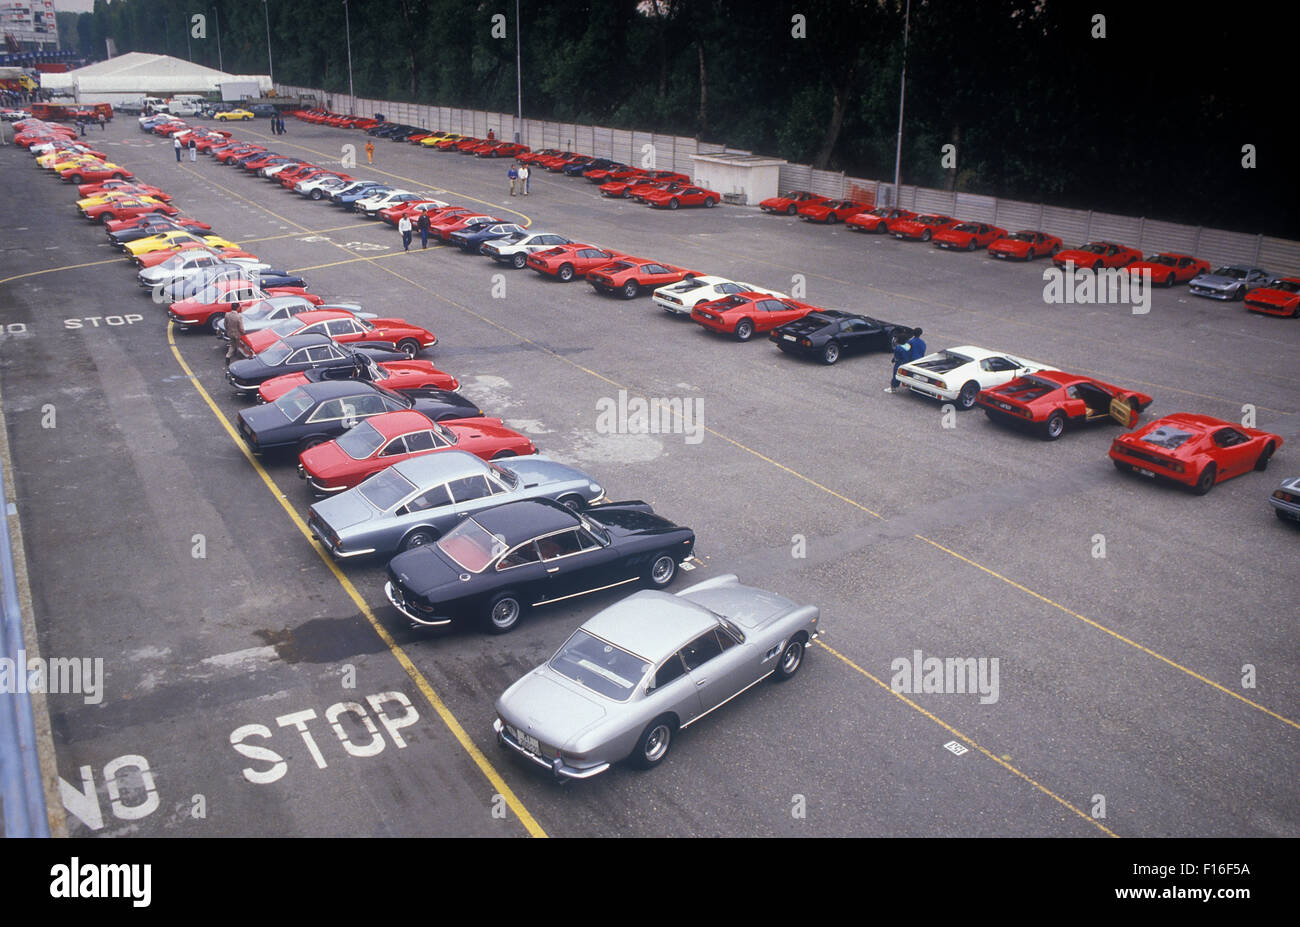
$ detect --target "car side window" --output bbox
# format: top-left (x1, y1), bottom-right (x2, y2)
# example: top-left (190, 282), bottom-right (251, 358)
top-left (680, 633), bottom-right (723, 671)
top-left (405, 430), bottom-right (438, 452)
top-left (652, 654), bottom-right (687, 690)
top-left (714, 628), bottom-right (737, 652)
top-left (307, 399), bottom-right (343, 422)
top-left (326, 319), bottom-right (357, 337)
top-left (498, 542), bottom-right (541, 570)
top-left (536, 530), bottom-right (589, 561)
top-left (1213, 428), bottom-right (1247, 448)
top-left (446, 475), bottom-right (492, 503)
top-left (349, 395), bottom-right (387, 417)
top-left (402, 484), bottom-right (452, 513)
top-left (643, 264), bottom-right (668, 275)
top-left (379, 437), bottom-right (407, 457)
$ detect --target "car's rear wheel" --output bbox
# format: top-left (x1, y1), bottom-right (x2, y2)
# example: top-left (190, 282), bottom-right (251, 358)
top-left (774, 633), bottom-right (808, 681)
top-left (1234, 286), bottom-right (1246, 301)
top-left (557, 494), bottom-right (586, 512)
top-left (734, 318), bottom-right (755, 342)
top-left (921, 229), bottom-right (932, 241)
top-left (100, 213), bottom-right (115, 223)
top-left (397, 338), bottom-right (420, 358)
top-left (484, 591), bottom-right (524, 634)
top-left (1041, 411), bottom-right (1066, 441)
top-left (621, 280), bottom-right (639, 299)
top-left (967, 239), bottom-right (977, 251)
top-left (1164, 273), bottom-right (1175, 287)
top-left (1026, 248), bottom-right (1036, 260)
top-left (645, 552), bottom-right (677, 588)
top-left (67, 174), bottom-right (82, 184)
top-left (822, 341), bottom-right (841, 364)
top-left (826, 213), bottom-right (838, 224)
top-left (630, 716), bottom-right (676, 769)
top-left (511, 253), bottom-right (527, 269)
top-left (1092, 261), bottom-right (1102, 271)
top-left (557, 264), bottom-right (575, 282)
top-left (400, 528), bottom-right (439, 551)
top-left (956, 381), bottom-right (980, 410)
top-left (704, 198), bottom-right (716, 208)
top-left (311, 189), bottom-right (323, 200)
top-left (786, 204), bottom-right (797, 216)
top-left (1255, 442), bottom-right (1275, 471)
top-left (1192, 463), bottom-right (1217, 495)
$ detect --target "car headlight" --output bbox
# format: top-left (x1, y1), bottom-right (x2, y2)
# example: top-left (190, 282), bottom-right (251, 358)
top-left (589, 484), bottom-right (602, 495)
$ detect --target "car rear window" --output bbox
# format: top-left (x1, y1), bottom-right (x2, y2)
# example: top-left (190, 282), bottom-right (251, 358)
top-left (1140, 425), bottom-right (1193, 450)
top-left (549, 629), bottom-right (651, 701)
top-left (359, 467), bottom-right (417, 511)
top-left (917, 351), bottom-right (971, 372)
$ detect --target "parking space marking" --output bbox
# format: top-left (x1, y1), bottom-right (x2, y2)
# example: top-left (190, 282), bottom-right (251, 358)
top-left (163, 323), bottom-right (548, 838)
top-left (816, 640), bottom-right (1118, 836)
top-left (0, 257), bottom-right (121, 287)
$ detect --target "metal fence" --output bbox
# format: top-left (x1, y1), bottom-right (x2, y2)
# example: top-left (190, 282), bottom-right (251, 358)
top-left (277, 84), bottom-right (1300, 277)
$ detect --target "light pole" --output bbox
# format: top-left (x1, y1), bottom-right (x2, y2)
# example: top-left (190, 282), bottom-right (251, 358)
top-left (214, 6), bottom-right (223, 72)
top-left (514, 0), bottom-right (522, 143)
top-left (262, 0), bottom-right (274, 87)
top-left (343, 0), bottom-right (355, 113)
top-left (891, 0), bottom-right (910, 205)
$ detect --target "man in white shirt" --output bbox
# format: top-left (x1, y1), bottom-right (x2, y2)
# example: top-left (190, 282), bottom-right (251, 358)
top-left (398, 215), bottom-right (413, 251)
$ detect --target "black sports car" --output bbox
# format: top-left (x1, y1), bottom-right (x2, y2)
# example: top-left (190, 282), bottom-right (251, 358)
top-left (236, 380), bottom-right (483, 455)
top-left (385, 497), bottom-right (696, 633)
top-left (770, 310), bottom-right (904, 365)
top-left (226, 333), bottom-right (406, 394)
top-left (110, 220), bottom-right (211, 245)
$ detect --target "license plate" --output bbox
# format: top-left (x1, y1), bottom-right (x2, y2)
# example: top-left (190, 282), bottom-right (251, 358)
top-left (997, 401), bottom-right (1012, 410)
top-left (783, 335), bottom-right (796, 341)
top-left (1137, 468), bottom-right (1155, 478)
top-left (894, 233), bottom-right (905, 239)
top-left (514, 728), bottom-right (540, 755)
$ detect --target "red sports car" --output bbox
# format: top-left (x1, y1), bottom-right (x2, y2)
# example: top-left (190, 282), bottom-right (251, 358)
top-left (759, 191), bottom-right (830, 216)
top-left (1109, 414), bottom-right (1282, 495)
top-left (932, 222), bottom-right (1007, 251)
top-left (61, 162), bottom-right (133, 184)
top-left (845, 206), bottom-right (917, 233)
top-left (1243, 277), bottom-right (1300, 318)
top-left (890, 214), bottom-right (959, 241)
top-left (169, 281), bottom-right (320, 332)
top-left (1052, 241), bottom-right (1142, 270)
top-left (527, 244), bottom-right (626, 281)
top-left (641, 185), bottom-right (721, 210)
top-left (798, 200), bottom-right (870, 223)
top-left (241, 309), bottom-right (437, 358)
top-left (583, 164), bottom-right (637, 183)
top-left (517, 148), bottom-right (562, 164)
top-left (379, 200), bottom-right (454, 226)
top-left (1127, 253), bottom-right (1212, 287)
top-left (430, 212), bottom-right (500, 242)
top-left (545, 153), bottom-right (593, 172)
top-left (298, 410), bottom-right (537, 493)
top-left (987, 230), bottom-right (1063, 261)
top-left (258, 358), bottom-right (460, 403)
top-left (691, 292), bottom-right (819, 341)
top-left (77, 178), bottom-right (168, 199)
top-left (976, 370), bottom-right (1153, 440)
top-left (83, 198), bottom-right (178, 223)
top-left (586, 259), bottom-right (698, 299)
top-left (136, 243), bottom-right (255, 269)
top-left (479, 142), bottom-right (529, 158)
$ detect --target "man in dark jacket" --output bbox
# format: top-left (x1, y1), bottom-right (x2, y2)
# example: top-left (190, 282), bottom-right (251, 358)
top-left (417, 212), bottom-right (431, 249)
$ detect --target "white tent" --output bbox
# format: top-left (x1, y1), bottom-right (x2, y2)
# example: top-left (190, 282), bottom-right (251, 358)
top-left (39, 52), bottom-right (270, 103)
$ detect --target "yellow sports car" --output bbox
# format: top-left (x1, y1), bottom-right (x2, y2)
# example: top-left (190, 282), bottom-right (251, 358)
top-left (213, 109), bottom-right (254, 121)
top-left (76, 189), bottom-right (151, 210)
top-left (38, 152), bottom-right (95, 170)
top-left (419, 132), bottom-right (461, 147)
top-left (124, 231), bottom-right (239, 257)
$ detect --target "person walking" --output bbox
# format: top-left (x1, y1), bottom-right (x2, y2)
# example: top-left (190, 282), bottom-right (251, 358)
top-left (886, 331), bottom-right (910, 393)
top-left (507, 163), bottom-right (518, 196)
top-left (398, 214), bottom-right (413, 251)
top-left (97, 112), bottom-right (105, 131)
top-left (519, 163), bottom-right (530, 195)
top-left (223, 309), bottom-right (247, 365)
top-left (417, 212), bottom-right (431, 249)
top-left (173, 135), bottom-right (182, 161)
top-left (188, 136), bottom-right (197, 161)
top-left (78, 119), bottom-right (86, 136)
top-left (365, 140), bottom-right (375, 164)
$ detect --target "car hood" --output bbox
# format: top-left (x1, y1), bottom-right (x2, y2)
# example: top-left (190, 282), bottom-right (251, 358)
top-left (498, 455), bottom-right (593, 490)
top-left (1247, 288), bottom-right (1294, 303)
top-left (497, 668), bottom-right (610, 748)
top-left (1190, 274), bottom-right (1239, 287)
top-left (587, 506), bottom-right (676, 538)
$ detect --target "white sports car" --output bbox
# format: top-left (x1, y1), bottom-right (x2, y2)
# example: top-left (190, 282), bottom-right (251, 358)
top-left (137, 251), bottom-right (270, 290)
top-left (482, 231), bottom-right (577, 268)
top-left (355, 190), bottom-right (422, 217)
top-left (896, 345), bottom-right (1047, 409)
top-left (652, 275), bottom-right (788, 316)
top-left (294, 175), bottom-right (350, 200)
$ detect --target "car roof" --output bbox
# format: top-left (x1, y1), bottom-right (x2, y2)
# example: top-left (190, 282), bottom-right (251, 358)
top-left (370, 409), bottom-right (435, 438)
top-left (393, 449), bottom-right (491, 485)
top-left (471, 498), bottom-right (579, 547)
top-left (280, 332), bottom-right (337, 349)
top-left (581, 591), bottom-right (720, 663)
top-left (300, 379), bottom-right (384, 400)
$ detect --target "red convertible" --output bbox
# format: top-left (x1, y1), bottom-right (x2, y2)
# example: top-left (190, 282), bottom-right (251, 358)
top-left (932, 222), bottom-right (1007, 251)
top-left (759, 191), bottom-right (830, 215)
top-left (890, 214), bottom-right (958, 241)
top-left (987, 230), bottom-right (1062, 261)
top-left (691, 292), bottom-right (819, 341)
top-left (1127, 253), bottom-right (1211, 287)
top-left (977, 370), bottom-right (1153, 440)
top-left (587, 259), bottom-right (699, 298)
top-left (298, 410), bottom-right (537, 493)
top-left (242, 309), bottom-right (438, 358)
top-left (1109, 414), bottom-right (1281, 495)
top-left (1243, 277), bottom-right (1300, 318)
top-left (798, 200), bottom-right (870, 223)
top-left (259, 358), bottom-right (461, 403)
top-left (845, 206), bottom-right (917, 233)
top-left (1053, 241), bottom-right (1142, 271)
top-left (527, 244), bottom-right (626, 281)
top-left (641, 185), bottom-right (721, 209)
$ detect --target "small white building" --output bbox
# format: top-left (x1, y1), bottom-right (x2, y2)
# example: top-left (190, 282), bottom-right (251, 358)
top-left (39, 52), bottom-right (270, 106)
top-left (689, 152), bottom-right (787, 207)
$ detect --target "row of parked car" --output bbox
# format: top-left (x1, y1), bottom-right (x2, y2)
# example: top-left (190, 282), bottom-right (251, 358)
top-left (19, 113), bottom-right (830, 779)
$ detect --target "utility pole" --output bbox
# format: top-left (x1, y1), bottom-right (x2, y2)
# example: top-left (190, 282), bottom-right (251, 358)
top-left (344, 0), bottom-right (355, 113)
top-left (892, 0), bottom-right (911, 205)
top-left (214, 6), bottom-right (224, 72)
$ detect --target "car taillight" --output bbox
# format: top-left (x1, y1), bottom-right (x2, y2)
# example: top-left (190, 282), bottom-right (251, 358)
top-left (934, 380), bottom-right (946, 390)
top-left (801, 339), bottom-right (812, 347)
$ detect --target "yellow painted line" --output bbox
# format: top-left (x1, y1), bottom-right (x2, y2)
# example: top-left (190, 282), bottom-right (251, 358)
top-left (164, 323), bottom-right (548, 837)
top-left (816, 640), bottom-right (1119, 837)
top-left (912, 534), bottom-right (1300, 731)
top-left (230, 126), bottom-right (532, 226)
top-left (0, 257), bottom-right (121, 286)
top-left (290, 246), bottom-right (443, 274)
top-left (239, 223), bottom-right (380, 245)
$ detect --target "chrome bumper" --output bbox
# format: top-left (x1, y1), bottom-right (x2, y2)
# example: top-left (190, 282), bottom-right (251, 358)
top-left (384, 581), bottom-right (450, 625)
top-left (493, 719), bottom-right (610, 780)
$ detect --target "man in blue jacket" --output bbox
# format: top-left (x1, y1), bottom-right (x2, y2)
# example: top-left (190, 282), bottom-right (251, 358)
top-left (885, 327), bottom-right (925, 393)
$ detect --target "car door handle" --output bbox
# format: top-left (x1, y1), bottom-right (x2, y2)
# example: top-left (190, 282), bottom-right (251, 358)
top-left (546, 567), bottom-right (559, 573)
top-left (694, 678), bottom-right (707, 687)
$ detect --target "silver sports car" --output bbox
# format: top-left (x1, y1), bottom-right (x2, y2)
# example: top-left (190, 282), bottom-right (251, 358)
top-left (308, 449), bottom-right (605, 559)
top-left (493, 574), bottom-right (821, 779)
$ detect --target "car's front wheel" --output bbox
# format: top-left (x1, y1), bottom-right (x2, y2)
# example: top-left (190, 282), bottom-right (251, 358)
top-left (703, 198), bottom-right (716, 208)
top-left (1192, 463), bottom-right (1217, 495)
top-left (1255, 442), bottom-right (1275, 471)
top-left (785, 204), bottom-right (797, 216)
top-left (956, 381), bottom-right (980, 410)
top-left (397, 338), bottom-right (421, 358)
top-left (511, 253), bottom-right (527, 269)
top-left (207, 314), bottom-right (226, 334)
top-left (774, 633), bottom-right (807, 681)
top-left (645, 552), bottom-right (677, 588)
top-left (667, 198), bottom-right (680, 210)
top-left (822, 341), bottom-right (841, 364)
top-left (921, 229), bottom-right (933, 242)
top-left (298, 435), bottom-right (328, 454)
top-left (557, 264), bottom-right (575, 282)
top-left (311, 189), bottom-right (323, 200)
top-left (484, 591), bottom-right (524, 634)
top-left (630, 716), bottom-right (676, 769)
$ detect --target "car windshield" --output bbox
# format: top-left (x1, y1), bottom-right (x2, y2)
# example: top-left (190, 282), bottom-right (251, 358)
top-left (337, 420), bottom-right (385, 459)
top-left (436, 517), bottom-right (508, 573)
top-left (1148, 254), bottom-right (1178, 266)
top-left (1210, 266), bottom-right (1245, 278)
top-left (548, 629), bottom-right (651, 701)
top-left (952, 223), bottom-right (978, 232)
top-left (1140, 425), bottom-right (1193, 450)
top-left (1081, 243), bottom-right (1107, 253)
top-left (259, 339), bottom-right (292, 366)
top-left (273, 387), bottom-right (314, 421)
top-left (358, 467), bottom-right (417, 511)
